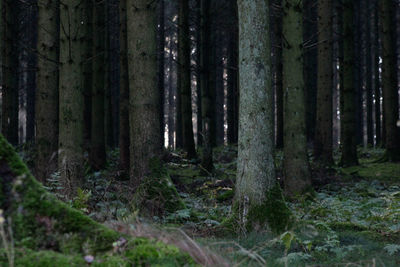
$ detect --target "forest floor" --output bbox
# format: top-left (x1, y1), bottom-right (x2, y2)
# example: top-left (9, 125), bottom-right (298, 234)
top-left (23, 146), bottom-right (400, 266)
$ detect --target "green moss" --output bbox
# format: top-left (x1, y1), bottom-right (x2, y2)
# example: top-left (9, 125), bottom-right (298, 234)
top-left (340, 162), bottom-right (400, 182)
top-left (217, 189), bottom-right (234, 202)
top-left (0, 135), bottom-right (196, 266)
top-left (124, 238), bottom-right (196, 266)
top-left (246, 184), bottom-right (293, 234)
top-left (132, 158), bottom-right (186, 215)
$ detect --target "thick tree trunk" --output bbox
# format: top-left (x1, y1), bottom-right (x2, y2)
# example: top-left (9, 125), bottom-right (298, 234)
top-left (380, 0), bottom-right (400, 161)
top-left (90, 0), bottom-right (107, 171)
top-left (35, 0), bottom-right (59, 182)
top-left (282, 0), bottom-right (312, 195)
top-left (365, 0), bottom-right (374, 146)
top-left (340, 0), bottom-right (358, 166)
top-left (178, 0), bottom-right (196, 159)
top-left (58, 0), bottom-right (86, 195)
top-left (314, 0), bottom-right (333, 164)
top-left (127, 0), bottom-right (162, 183)
top-left (236, 0), bottom-right (277, 230)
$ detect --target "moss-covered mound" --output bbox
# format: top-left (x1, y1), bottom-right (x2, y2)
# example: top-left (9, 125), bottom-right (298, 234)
top-left (0, 134), bottom-right (195, 266)
top-left (132, 158), bottom-right (186, 216)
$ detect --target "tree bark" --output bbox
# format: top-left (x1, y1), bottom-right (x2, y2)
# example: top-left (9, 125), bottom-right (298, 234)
top-left (178, 0), bottom-right (196, 159)
top-left (1, 0), bottom-right (19, 146)
top-left (119, 0), bottom-right (130, 172)
top-left (340, 0), bottom-right (358, 166)
top-left (90, 0), bottom-right (107, 171)
top-left (58, 0), bottom-right (86, 195)
top-left (379, 0), bottom-right (400, 161)
top-left (35, 0), bottom-right (59, 182)
top-left (283, 0), bottom-right (312, 195)
top-left (127, 0), bottom-right (162, 183)
top-left (314, 0), bottom-right (333, 164)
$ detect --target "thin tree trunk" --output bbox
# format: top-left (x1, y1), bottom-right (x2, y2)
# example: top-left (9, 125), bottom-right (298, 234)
top-left (90, 0), bottom-right (107, 170)
top-left (380, 0), bottom-right (400, 161)
top-left (200, 0), bottom-right (213, 173)
top-left (340, 0), bottom-right (358, 166)
top-left (119, 0), bottom-right (130, 172)
top-left (178, 0), bottom-right (196, 158)
top-left (1, 0), bottom-right (19, 146)
top-left (314, 0), bottom-right (333, 164)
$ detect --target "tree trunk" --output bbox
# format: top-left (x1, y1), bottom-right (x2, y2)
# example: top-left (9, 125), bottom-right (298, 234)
top-left (380, 0), bottom-right (400, 161)
top-left (35, 0), bottom-right (59, 182)
top-left (365, 0), bottom-right (374, 146)
top-left (200, 0), bottom-right (214, 173)
top-left (271, 0), bottom-right (284, 149)
top-left (119, 0), bottom-right (130, 172)
top-left (303, 0), bottom-right (318, 145)
top-left (90, 0), bottom-right (107, 171)
top-left (178, 0), bottom-right (196, 159)
top-left (1, 0), bottom-right (19, 146)
top-left (226, 2), bottom-right (239, 145)
top-left (372, 0), bottom-right (382, 146)
top-left (340, 0), bottom-right (358, 166)
top-left (234, 0), bottom-right (291, 234)
top-left (314, 0), bottom-right (333, 164)
top-left (158, 0), bottom-right (165, 148)
top-left (127, 0), bottom-right (162, 183)
top-left (58, 0), bottom-right (86, 195)
top-left (283, 0), bottom-right (312, 195)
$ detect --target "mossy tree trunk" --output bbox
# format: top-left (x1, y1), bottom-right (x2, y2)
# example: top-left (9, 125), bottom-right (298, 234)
top-left (282, 0), bottom-right (312, 196)
top-left (59, 0), bottom-right (86, 195)
top-left (379, 0), bottom-right (400, 162)
top-left (178, 0), bottom-right (196, 159)
top-left (1, 0), bottom-right (19, 146)
top-left (372, 1), bottom-right (382, 146)
top-left (315, 0), bottom-right (333, 164)
top-left (127, 0), bottom-right (162, 184)
top-left (89, 0), bottom-right (107, 171)
top-left (200, 0), bottom-right (214, 173)
top-left (234, 0), bottom-right (292, 234)
top-left (340, 0), bottom-right (358, 167)
top-left (119, 0), bottom-right (130, 172)
top-left (35, 0), bottom-right (59, 182)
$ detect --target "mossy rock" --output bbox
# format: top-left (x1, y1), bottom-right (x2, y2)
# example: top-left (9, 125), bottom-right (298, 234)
top-left (132, 158), bottom-right (186, 216)
top-left (0, 134), bottom-right (195, 266)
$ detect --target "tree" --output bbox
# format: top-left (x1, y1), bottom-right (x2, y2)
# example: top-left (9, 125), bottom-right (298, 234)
top-left (58, 0), bottom-right (86, 195)
top-left (234, 0), bottom-right (291, 233)
top-left (282, 0), bottom-right (312, 195)
top-left (119, 0), bottom-right (130, 172)
top-left (1, 0), bottom-right (19, 146)
top-left (379, 0), bottom-right (400, 161)
top-left (35, 0), bottom-right (59, 182)
top-left (178, 0), bottom-right (196, 159)
top-left (127, 0), bottom-right (162, 183)
top-left (226, 1), bottom-right (239, 145)
top-left (90, 0), bottom-right (107, 170)
top-left (340, 0), bottom-right (358, 166)
top-left (200, 0), bottom-right (214, 173)
top-left (315, 0), bottom-right (333, 164)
